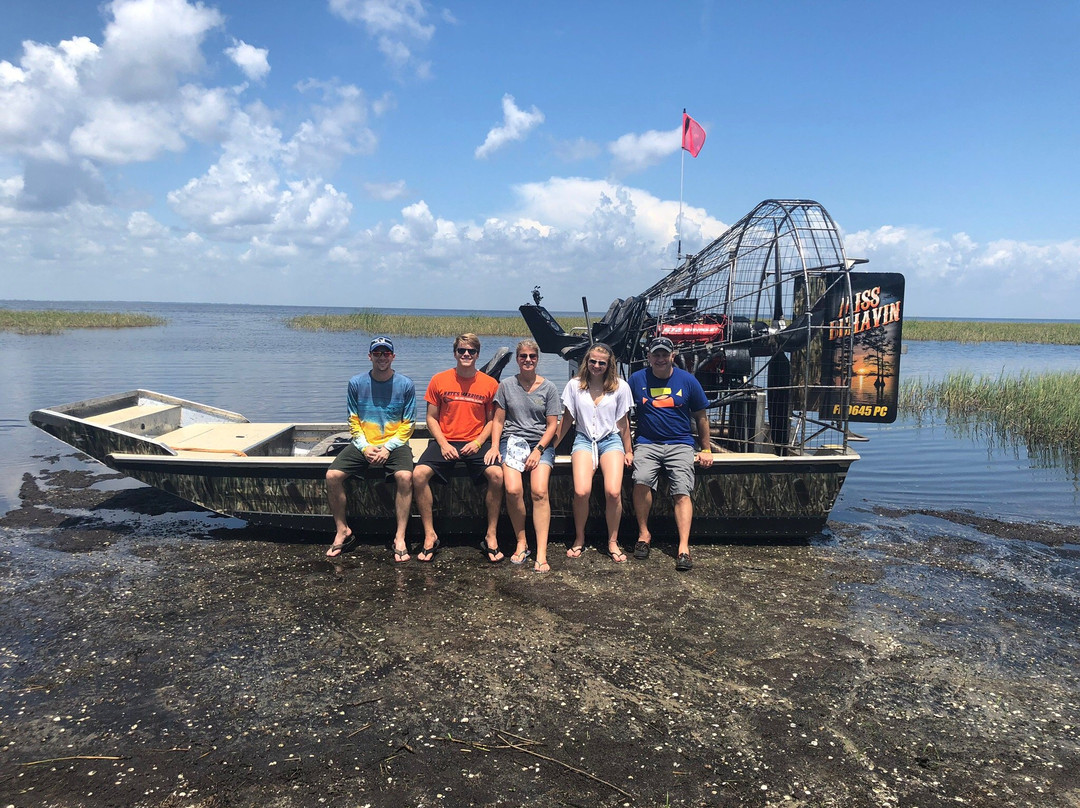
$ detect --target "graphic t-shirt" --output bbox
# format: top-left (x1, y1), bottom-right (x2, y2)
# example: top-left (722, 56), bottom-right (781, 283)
top-left (346, 371), bottom-right (416, 450)
top-left (425, 369), bottom-right (499, 442)
top-left (628, 366), bottom-right (709, 446)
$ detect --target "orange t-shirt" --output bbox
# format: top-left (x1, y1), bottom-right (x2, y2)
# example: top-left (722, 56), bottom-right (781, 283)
top-left (424, 369), bottom-right (499, 442)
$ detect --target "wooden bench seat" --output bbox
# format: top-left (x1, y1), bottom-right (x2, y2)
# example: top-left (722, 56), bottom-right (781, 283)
top-left (158, 423), bottom-right (293, 456)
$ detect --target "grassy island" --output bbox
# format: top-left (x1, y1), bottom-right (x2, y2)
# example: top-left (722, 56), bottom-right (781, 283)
top-left (900, 371), bottom-right (1080, 468)
top-left (904, 320), bottom-right (1080, 344)
top-left (287, 310), bottom-right (532, 338)
top-left (0, 310), bottom-right (166, 335)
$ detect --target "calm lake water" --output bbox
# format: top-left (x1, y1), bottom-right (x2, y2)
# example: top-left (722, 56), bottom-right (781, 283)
top-left (2, 300), bottom-right (1079, 527)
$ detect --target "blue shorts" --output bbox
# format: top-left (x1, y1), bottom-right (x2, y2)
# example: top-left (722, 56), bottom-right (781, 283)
top-left (572, 431), bottom-right (625, 458)
top-left (499, 436), bottom-right (556, 468)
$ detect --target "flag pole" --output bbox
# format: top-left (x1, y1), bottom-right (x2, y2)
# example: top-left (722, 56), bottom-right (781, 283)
top-left (677, 108), bottom-right (685, 260)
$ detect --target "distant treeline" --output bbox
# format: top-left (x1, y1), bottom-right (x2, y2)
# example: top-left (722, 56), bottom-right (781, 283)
top-left (0, 310), bottom-right (166, 335)
top-left (904, 320), bottom-right (1080, 344)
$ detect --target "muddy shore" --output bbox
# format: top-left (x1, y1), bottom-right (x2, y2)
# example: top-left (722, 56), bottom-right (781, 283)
top-left (1, 454), bottom-right (1078, 807)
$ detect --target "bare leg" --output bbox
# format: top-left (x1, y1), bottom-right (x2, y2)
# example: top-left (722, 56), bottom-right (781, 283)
top-left (483, 465), bottom-right (504, 561)
top-left (325, 468), bottom-right (352, 556)
top-left (673, 493), bottom-right (693, 558)
top-left (568, 451), bottom-right (593, 555)
top-left (392, 469), bottom-right (412, 561)
top-left (503, 465), bottom-right (528, 561)
top-left (412, 464), bottom-right (439, 559)
top-left (633, 483), bottom-right (653, 545)
top-left (531, 464), bottom-right (552, 571)
top-left (599, 451), bottom-right (626, 561)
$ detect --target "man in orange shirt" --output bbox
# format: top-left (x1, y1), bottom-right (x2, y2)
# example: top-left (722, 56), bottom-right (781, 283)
top-left (412, 333), bottom-right (504, 562)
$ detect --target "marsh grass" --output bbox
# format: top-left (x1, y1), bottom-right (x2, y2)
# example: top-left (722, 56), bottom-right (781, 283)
top-left (287, 310), bottom-right (533, 337)
top-left (0, 310), bottom-right (166, 335)
top-left (905, 320), bottom-right (1080, 344)
top-left (900, 371), bottom-right (1080, 472)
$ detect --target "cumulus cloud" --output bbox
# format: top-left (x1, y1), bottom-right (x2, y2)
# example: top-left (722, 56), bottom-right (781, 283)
top-left (225, 39), bottom-right (270, 81)
top-left (608, 125), bottom-right (680, 174)
top-left (328, 0), bottom-right (436, 76)
top-left (474, 94), bottom-right (544, 159)
top-left (844, 225), bottom-right (1080, 317)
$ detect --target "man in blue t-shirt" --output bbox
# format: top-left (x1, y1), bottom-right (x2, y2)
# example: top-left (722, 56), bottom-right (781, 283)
top-left (627, 336), bottom-right (713, 571)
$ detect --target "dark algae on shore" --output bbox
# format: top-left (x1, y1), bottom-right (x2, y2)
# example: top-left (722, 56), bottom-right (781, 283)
top-left (1, 457), bottom-right (1078, 806)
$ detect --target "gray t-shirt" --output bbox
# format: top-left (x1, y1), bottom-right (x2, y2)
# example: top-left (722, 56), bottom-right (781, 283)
top-left (494, 376), bottom-right (562, 445)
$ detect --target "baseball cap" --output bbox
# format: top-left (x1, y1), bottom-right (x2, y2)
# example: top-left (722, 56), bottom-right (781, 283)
top-left (648, 336), bottom-right (675, 354)
top-left (369, 336), bottom-right (395, 353)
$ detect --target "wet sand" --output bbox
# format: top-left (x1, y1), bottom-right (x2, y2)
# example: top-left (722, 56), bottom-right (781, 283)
top-left (2, 455), bottom-right (1078, 807)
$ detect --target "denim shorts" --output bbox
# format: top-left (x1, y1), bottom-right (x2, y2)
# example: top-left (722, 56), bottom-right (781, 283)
top-left (499, 435), bottom-right (556, 468)
top-left (571, 431), bottom-right (625, 468)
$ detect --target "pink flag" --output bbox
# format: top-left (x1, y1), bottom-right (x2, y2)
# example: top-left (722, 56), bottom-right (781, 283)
top-left (682, 112), bottom-right (706, 158)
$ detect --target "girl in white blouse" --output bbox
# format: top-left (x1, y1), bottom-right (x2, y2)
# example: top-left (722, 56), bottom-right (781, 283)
top-left (554, 343), bottom-right (634, 562)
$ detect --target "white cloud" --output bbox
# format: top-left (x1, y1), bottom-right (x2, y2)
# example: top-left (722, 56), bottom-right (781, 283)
top-left (608, 125), bottom-right (680, 174)
top-left (70, 99), bottom-right (186, 163)
top-left (328, 0), bottom-right (435, 76)
top-left (94, 0), bottom-right (224, 101)
top-left (843, 225), bottom-right (1080, 317)
top-left (475, 94), bottom-right (545, 159)
top-left (285, 82), bottom-right (377, 174)
top-left (225, 39), bottom-right (270, 82)
top-left (364, 179), bottom-right (408, 200)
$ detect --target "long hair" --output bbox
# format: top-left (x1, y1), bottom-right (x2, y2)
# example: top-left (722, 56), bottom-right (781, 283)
top-left (576, 343), bottom-right (618, 393)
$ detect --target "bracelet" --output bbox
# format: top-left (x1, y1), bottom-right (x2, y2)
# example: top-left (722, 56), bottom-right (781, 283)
top-left (473, 439), bottom-right (482, 449)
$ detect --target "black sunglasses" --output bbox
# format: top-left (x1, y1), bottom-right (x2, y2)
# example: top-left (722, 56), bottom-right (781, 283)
top-left (456, 347), bottom-right (479, 356)
top-left (518, 353), bottom-right (538, 360)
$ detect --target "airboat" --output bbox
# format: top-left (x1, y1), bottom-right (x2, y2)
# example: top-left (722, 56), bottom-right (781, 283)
top-left (30, 200), bottom-right (903, 541)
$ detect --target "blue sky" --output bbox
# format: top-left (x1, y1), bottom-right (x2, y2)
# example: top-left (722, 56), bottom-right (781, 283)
top-left (1, 0), bottom-right (1078, 318)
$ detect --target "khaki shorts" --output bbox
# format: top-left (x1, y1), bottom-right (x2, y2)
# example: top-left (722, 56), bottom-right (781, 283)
top-left (632, 443), bottom-right (696, 498)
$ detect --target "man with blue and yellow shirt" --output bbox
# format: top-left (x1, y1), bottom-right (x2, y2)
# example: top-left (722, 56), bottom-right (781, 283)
top-left (325, 336), bottom-right (416, 560)
top-left (628, 336), bottom-right (713, 571)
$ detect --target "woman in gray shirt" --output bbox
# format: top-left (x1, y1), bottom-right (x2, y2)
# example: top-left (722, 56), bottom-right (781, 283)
top-left (486, 339), bottom-right (561, 571)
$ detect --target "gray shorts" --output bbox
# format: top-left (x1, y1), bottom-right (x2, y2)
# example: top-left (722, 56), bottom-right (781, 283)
top-left (632, 443), bottom-right (696, 498)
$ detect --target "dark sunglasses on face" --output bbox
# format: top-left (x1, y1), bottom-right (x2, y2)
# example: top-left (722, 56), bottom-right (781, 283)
top-left (456, 347), bottom-right (479, 356)
top-left (518, 353), bottom-right (538, 360)
top-left (588, 359), bottom-right (608, 367)
top-left (371, 349), bottom-right (392, 356)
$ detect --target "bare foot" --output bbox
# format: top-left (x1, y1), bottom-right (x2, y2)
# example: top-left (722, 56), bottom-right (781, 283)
top-left (534, 560), bottom-right (550, 572)
top-left (608, 542), bottom-right (627, 563)
top-left (392, 540), bottom-right (410, 563)
top-left (566, 542), bottom-right (585, 558)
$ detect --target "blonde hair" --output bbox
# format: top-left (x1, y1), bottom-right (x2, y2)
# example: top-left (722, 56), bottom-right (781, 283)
top-left (516, 339), bottom-right (539, 356)
top-left (576, 343), bottom-right (618, 393)
top-left (453, 333), bottom-right (481, 351)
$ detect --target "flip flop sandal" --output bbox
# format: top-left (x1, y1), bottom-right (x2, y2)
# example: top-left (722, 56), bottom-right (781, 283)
top-left (416, 538), bottom-right (440, 562)
top-left (608, 545), bottom-right (627, 563)
top-left (392, 545), bottom-right (411, 563)
top-left (511, 548), bottom-right (532, 564)
top-left (482, 541), bottom-right (504, 563)
top-left (534, 560), bottom-right (550, 573)
top-left (566, 544), bottom-right (585, 558)
top-left (326, 542), bottom-right (346, 558)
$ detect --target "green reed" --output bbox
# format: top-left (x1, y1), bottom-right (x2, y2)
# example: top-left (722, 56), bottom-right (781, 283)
top-left (904, 320), bottom-right (1080, 344)
top-left (0, 310), bottom-right (166, 335)
top-left (287, 310), bottom-right (533, 338)
top-left (900, 371), bottom-right (1080, 471)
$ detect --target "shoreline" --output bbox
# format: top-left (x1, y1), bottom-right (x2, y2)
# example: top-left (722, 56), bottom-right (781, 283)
top-left (2, 457), bottom-right (1078, 806)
